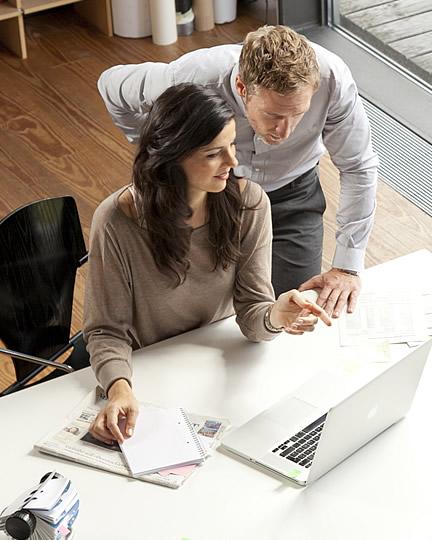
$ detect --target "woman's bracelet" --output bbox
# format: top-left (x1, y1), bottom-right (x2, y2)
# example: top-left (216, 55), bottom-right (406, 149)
top-left (264, 305), bottom-right (283, 333)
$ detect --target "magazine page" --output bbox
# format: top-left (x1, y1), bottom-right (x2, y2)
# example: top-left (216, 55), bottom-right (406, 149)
top-left (35, 387), bottom-right (228, 489)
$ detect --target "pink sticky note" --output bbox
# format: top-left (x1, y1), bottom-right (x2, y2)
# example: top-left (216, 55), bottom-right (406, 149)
top-left (59, 525), bottom-right (70, 536)
top-left (158, 464), bottom-right (197, 477)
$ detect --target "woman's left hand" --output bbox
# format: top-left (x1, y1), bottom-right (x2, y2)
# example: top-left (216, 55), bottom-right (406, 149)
top-left (271, 289), bottom-right (332, 335)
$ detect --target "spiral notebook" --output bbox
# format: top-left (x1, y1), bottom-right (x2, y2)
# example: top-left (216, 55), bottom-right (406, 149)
top-left (120, 405), bottom-right (207, 476)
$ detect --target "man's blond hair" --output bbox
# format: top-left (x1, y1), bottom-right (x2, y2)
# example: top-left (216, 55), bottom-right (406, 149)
top-left (239, 25), bottom-right (320, 95)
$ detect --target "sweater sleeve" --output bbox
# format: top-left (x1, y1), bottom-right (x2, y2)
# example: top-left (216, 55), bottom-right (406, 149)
top-left (83, 202), bottom-right (135, 392)
top-left (233, 182), bottom-right (278, 342)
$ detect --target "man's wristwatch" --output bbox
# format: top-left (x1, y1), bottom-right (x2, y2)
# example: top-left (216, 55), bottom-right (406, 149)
top-left (334, 267), bottom-right (359, 277)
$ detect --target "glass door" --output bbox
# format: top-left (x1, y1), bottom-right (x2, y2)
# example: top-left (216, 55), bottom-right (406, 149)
top-left (330, 0), bottom-right (432, 89)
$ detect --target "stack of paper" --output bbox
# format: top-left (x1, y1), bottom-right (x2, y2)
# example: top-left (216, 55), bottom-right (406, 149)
top-left (0, 472), bottom-right (78, 540)
top-left (35, 388), bottom-right (228, 489)
top-left (339, 290), bottom-right (432, 347)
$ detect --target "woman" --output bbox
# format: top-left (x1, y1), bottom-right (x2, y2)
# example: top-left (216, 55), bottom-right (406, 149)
top-left (84, 83), bottom-right (331, 444)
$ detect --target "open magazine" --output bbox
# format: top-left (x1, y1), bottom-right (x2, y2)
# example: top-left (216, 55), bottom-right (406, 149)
top-left (35, 387), bottom-right (228, 489)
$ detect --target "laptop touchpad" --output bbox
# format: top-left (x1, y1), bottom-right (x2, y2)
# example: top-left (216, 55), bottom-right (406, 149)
top-left (223, 397), bottom-right (318, 459)
top-left (293, 371), bottom-right (351, 409)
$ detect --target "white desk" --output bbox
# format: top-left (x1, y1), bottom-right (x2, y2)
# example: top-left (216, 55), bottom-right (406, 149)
top-left (1, 250), bottom-right (431, 540)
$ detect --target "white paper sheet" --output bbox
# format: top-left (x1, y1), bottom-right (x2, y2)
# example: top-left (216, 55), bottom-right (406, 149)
top-left (339, 290), bottom-right (430, 346)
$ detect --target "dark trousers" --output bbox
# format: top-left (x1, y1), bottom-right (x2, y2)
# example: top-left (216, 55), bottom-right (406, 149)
top-left (267, 167), bottom-right (326, 298)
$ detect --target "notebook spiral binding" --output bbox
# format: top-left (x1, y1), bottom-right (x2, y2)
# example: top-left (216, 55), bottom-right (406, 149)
top-left (179, 408), bottom-right (206, 458)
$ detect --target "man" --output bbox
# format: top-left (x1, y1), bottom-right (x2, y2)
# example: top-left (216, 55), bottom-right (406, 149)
top-left (97, 25), bottom-right (378, 318)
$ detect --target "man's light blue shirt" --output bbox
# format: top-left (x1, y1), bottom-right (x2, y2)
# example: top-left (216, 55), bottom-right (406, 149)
top-left (98, 43), bottom-right (378, 272)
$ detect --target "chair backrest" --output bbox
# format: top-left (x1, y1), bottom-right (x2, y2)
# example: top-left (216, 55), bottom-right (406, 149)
top-left (0, 197), bottom-right (87, 382)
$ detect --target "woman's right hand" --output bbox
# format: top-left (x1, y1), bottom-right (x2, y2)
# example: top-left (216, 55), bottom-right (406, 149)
top-left (90, 379), bottom-right (139, 444)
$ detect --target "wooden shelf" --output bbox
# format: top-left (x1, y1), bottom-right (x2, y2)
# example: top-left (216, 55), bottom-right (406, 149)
top-left (21, 0), bottom-right (83, 15)
top-left (0, 3), bottom-right (26, 58)
top-left (0, 3), bottom-right (20, 21)
top-left (0, 0), bottom-right (112, 58)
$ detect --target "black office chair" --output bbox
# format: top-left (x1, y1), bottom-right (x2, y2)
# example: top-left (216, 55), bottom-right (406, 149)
top-left (0, 196), bottom-right (90, 396)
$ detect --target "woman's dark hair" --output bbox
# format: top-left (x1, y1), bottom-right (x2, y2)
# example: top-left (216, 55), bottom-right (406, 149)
top-left (133, 83), bottom-right (242, 285)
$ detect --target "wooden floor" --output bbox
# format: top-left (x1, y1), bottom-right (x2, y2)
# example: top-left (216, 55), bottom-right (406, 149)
top-left (0, 6), bottom-right (431, 391)
top-left (339, 0), bottom-right (432, 84)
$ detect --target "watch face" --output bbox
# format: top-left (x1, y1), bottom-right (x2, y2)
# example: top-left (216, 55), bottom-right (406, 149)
top-left (337, 268), bottom-right (358, 276)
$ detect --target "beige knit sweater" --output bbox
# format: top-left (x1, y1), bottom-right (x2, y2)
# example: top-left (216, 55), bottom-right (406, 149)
top-left (83, 180), bottom-right (277, 391)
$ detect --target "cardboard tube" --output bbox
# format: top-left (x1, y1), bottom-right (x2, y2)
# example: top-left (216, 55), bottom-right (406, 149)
top-left (193, 0), bottom-right (214, 31)
top-left (213, 0), bottom-right (237, 24)
top-left (112, 0), bottom-right (152, 38)
top-left (149, 0), bottom-right (178, 45)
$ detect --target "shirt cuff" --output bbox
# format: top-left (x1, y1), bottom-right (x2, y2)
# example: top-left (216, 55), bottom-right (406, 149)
top-left (332, 245), bottom-right (365, 273)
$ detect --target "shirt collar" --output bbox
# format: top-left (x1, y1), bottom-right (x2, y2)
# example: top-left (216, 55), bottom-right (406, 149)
top-left (230, 64), bottom-right (246, 116)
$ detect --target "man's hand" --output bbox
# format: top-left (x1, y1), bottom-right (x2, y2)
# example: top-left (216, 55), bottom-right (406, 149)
top-left (298, 268), bottom-right (361, 318)
top-left (271, 289), bottom-right (332, 335)
top-left (90, 379), bottom-right (139, 444)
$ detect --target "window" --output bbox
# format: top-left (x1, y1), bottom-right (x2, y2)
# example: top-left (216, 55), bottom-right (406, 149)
top-left (278, 0), bottom-right (432, 143)
top-left (331, 0), bottom-right (432, 91)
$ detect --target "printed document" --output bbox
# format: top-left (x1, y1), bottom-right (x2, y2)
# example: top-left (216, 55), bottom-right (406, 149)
top-left (339, 290), bottom-right (431, 347)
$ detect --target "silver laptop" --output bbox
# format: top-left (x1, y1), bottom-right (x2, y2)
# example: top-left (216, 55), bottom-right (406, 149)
top-left (221, 339), bottom-right (432, 486)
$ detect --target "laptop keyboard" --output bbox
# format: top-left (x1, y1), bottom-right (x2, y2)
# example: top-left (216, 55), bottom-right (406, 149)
top-left (272, 414), bottom-right (327, 468)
